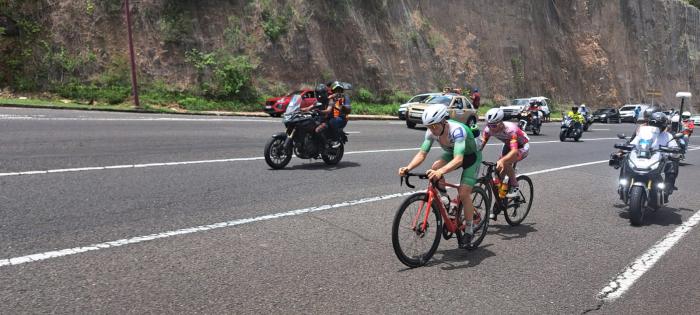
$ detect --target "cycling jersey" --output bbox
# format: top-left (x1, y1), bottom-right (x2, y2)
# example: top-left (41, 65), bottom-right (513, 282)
top-left (483, 121), bottom-right (530, 161)
top-left (420, 120), bottom-right (481, 186)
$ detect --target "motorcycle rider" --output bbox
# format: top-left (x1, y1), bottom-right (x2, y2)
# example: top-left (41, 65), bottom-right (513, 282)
top-left (681, 111), bottom-right (694, 150)
top-left (527, 99), bottom-right (542, 121)
top-left (326, 81), bottom-right (351, 148)
top-left (567, 106), bottom-right (585, 134)
top-left (398, 104), bottom-right (482, 248)
top-left (480, 108), bottom-right (530, 215)
top-left (304, 84), bottom-right (334, 148)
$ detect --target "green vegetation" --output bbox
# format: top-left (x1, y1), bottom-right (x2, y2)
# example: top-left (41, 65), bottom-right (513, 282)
top-left (682, 0), bottom-right (700, 9)
top-left (259, 0), bottom-right (291, 41)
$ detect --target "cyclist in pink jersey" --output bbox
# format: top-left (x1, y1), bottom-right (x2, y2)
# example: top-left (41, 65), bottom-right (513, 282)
top-left (480, 108), bottom-right (530, 201)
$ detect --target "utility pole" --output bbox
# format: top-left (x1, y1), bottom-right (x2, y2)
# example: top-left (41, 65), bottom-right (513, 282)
top-left (124, 0), bottom-right (140, 108)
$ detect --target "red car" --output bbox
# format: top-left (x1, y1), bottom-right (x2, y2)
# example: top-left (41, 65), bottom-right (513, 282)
top-left (264, 89), bottom-right (318, 117)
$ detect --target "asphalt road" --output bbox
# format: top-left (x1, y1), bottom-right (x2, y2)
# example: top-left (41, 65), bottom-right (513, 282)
top-left (1, 107), bottom-right (699, 314)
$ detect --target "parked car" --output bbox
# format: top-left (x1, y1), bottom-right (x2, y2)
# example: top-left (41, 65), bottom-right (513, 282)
top-left (592, 108), bottom-right (621, 123)
top-left (618, 104), bottom-right (651, 122)
top-left (501, 98), bottom-right (530, 120)
top-left (264, 89), bottom-right (317, 117)
top-left (398, 93), bottom-right (441, 120)
top-left (405, 93), bottom-right (478, 129)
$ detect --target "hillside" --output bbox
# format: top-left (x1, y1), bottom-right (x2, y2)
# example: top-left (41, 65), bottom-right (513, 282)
top-left (1, 0), bottom-right (699, 109)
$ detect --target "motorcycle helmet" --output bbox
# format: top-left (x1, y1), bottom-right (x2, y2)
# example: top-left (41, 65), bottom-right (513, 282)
top-left (485, 108), bottom-right (504, 124)
top-left (648, 112), bottom-right (668, 129)
top-left (682, 111), bottom-right (691, 119)
top-left (330, 81), bottom-right (344, 93)
top-left (422, 104), bottom-right (449, 126)
top-left (315, 84), bottom-right (329, 107)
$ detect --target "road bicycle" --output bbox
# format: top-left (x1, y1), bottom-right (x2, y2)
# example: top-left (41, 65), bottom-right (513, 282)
top-left (476, 161), bottom-right (534, 226)
top-left (391, 173), bottom-right (490, 268)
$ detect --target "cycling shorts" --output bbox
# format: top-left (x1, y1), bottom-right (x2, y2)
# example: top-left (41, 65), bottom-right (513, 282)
top-left (439, 151), bottom-right (482, 187)
top-left (500, 142), bottom-right (529, 161)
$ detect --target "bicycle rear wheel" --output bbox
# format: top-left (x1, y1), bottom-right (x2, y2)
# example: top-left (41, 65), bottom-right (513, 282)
top-left (391, 192), bottom-right (442, 268)
top-left (464, 186), bottom-right (491, 250)
top-left (504, 175), bottom-right (534, 226)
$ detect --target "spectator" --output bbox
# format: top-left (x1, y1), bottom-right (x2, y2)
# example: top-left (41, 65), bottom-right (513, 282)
top-left (471, 88), bottom-right (481, 109)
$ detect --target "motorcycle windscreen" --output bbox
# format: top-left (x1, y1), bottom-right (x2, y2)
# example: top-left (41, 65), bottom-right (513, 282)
top-left (635, 125), bottom-right (661, 156)
top-left (284, 94), bottom-right (303, 114)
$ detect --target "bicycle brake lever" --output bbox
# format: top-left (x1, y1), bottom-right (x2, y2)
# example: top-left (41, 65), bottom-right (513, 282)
top-left (404, 176), bottom-right (415, 189)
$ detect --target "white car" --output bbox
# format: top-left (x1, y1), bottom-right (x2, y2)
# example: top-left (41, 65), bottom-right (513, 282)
top-left (691, 114), bottom-right (700, 126)
top-left (398, 93), bottom-right (441, 120)
top-left (619, 104), bottom-right (651, 122)
top-left (501, 97), bottom-right (551, 120)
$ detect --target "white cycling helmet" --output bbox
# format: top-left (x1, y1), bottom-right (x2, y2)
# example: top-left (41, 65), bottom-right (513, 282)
top-left (682, 111), bottom-right (691, 119)
top-left (422, 104), bottom-right (449, 125)
top-left (485, 108), bottom-right (505, 124)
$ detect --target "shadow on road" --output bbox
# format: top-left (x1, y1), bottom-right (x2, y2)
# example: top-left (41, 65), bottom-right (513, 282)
top-left (487, 222), bottom-right (538, 241)
top-left (616, 206), bottom-right (693, 226)
top-left (268, 161), bottom-right (362, 171)
top-left (430, 244), bottom-right (497, 270)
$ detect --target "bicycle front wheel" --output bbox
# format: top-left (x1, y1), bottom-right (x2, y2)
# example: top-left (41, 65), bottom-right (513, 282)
top-left (465, 186), bottom-right (491, 250)
top-left (504, 175), bottom-right (534, 226)
top-left (391, 192), bottom-right (442, 268)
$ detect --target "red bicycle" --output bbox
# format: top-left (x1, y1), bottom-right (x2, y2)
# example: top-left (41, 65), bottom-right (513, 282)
top-left (392, 173), bottom-right (491, 268)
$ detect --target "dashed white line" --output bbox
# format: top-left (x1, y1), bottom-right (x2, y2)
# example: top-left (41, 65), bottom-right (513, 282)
top-left (0, 158), bottom-right (625, 268)
top-left (0, 137), bottom-right (621, 177)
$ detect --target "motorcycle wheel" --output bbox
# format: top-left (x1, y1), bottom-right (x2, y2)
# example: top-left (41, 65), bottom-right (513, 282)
top-left (559, 130), bottom-right (566, 142)
top-left (532, 125), bottom-right (540, 135)
top-left (264, 137), bottom-right (292, 169)
top-left (628, 185), bottom-right (646, 226)
top-left (321, 143), bottom-right (344, 165)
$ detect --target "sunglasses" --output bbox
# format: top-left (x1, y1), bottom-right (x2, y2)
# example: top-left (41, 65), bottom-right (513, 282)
top-left (487, 123), bottom-right (500, 128)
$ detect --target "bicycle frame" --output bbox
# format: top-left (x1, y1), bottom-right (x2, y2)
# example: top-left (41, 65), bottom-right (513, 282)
top-left (479, 161), bottom-right (508, 210)
top-left (403, 174), bottom-right (464, 234)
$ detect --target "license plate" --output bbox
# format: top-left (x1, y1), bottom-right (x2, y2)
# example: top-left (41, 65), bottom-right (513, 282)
top-left (265, 106), bottom-right (272, 109)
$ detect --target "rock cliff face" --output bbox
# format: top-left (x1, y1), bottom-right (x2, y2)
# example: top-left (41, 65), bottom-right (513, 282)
top-left (2, 0), bottom-right (699, 108)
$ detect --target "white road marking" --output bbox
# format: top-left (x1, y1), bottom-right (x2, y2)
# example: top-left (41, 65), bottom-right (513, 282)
top-left (0, 137), bottom-right (621, 177)
top-left (345, 131), bottom-right (360, 134)
top-left (598, 210), bottom-right (700, 302)
top-left (592, 128), bottom-right (610, 131)
top-left (0, 159), bottom-right (624, 268)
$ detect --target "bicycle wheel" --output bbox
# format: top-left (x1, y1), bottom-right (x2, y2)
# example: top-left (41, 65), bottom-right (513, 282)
top-left (475, 177), bottom-right (493, 212)
top-left (504, 175), bottom-right (534, 226)
top-left (464, 186), bottom-right (491, 250)
top-left (391, 192), bottom-right (442, 268)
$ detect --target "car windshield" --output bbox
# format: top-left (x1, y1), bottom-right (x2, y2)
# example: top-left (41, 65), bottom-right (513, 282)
top-left (511, 99), bottom-right (530, 106)
top-left (427, 95), bottom-right (453, 105)
top-left (287, 90), bottom-right (302, 96)
top-left (408, 95), bottom-right (431, 103)
top-left (620, 106), bottom-right (637, 111)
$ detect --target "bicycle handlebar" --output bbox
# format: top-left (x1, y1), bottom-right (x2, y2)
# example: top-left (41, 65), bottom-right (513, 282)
top-left (400, 172), bottom-right (430, 189)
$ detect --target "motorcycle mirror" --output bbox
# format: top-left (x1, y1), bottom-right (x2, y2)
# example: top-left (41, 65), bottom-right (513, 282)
top-left (674, 132), bottom-right (684, 139)
top-left (617, 133), bottom-right (626, 139)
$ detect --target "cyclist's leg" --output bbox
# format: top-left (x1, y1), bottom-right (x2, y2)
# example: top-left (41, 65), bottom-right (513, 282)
top-left (459, 152), bottom-right (480, 233)
top-left (432, 153), bottom-right (452, 190)
top-left (505, 143), bottom-right (528, 187)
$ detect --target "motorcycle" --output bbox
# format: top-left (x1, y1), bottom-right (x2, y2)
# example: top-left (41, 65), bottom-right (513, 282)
top-left (264, 95), bottom-right (347, 169)
top-left (611, 128), bottom-right (682, 226)
top-left (559, 115), bottom-right (582, 141)
top-left (517, 109), bottom-right (542, 135)
top-left (582, 113), bottom-right (593, 131)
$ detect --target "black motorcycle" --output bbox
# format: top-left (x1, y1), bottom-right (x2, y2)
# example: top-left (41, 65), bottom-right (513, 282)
top-left (517, 110), bottom-right (542, 135)
top-left (583, 113), bottom-right (593, 131)
top-left (559, 116), bottom-right (582, 141)
top-left (264, 95), bottom-right (347, 169)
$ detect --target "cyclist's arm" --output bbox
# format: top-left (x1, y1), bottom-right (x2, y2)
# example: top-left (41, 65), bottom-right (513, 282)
top-left (479, 133), bottom-right (490, 151)
top-left (401, 138), bottom-right (432, 173)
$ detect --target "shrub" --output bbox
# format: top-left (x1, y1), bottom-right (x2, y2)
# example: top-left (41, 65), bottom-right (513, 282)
top-left (356, 88), bottom-right (376, 103)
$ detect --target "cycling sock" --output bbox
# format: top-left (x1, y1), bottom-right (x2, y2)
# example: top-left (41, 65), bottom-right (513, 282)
top-left (465, 220), bottom-right (474, 234)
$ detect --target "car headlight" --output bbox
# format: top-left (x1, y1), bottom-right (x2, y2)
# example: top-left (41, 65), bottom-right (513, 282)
top-left (600, 114), bottom-right (606, 118)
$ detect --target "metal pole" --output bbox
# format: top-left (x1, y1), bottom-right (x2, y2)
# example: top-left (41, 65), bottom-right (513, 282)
top-left (125, 0), bottom-right (140, 108)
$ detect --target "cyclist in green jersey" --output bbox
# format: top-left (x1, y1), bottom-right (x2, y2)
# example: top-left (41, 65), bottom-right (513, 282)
top-left (398, 104), bottom-right (482, 247)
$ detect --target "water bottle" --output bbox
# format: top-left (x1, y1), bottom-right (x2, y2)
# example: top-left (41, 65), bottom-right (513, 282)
top-left (440, 193), bottom-right (450, 209)
top-left (498, 176), bottom-right (509, 199)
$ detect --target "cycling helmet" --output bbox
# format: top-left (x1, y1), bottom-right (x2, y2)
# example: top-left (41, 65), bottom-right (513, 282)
top-left (682, 111), bottom-right (691, 119)
top-left (485, 108), bottom-right (504, 124)
top-left (421, 104), bottom-right (449, 126)
top-left (648, 112), bottom-right (668, 129)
